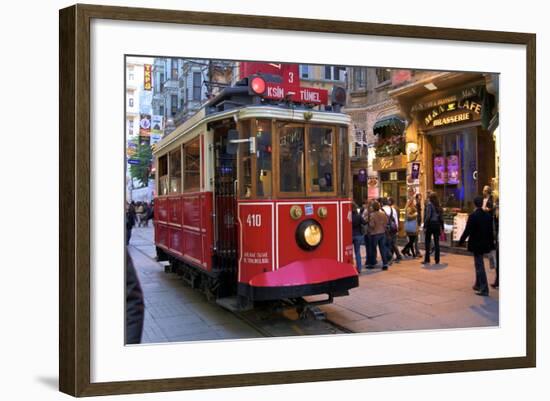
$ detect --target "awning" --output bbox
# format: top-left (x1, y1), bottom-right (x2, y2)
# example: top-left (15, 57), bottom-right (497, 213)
top-left (373, 116), bottom-right (406, 134)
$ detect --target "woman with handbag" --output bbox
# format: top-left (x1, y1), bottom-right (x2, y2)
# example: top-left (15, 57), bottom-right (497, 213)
top-left (401, 198), bottom-right (418, 257)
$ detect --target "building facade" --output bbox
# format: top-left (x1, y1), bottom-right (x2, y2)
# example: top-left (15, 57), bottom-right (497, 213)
top-left (345, 66), bottom-right (499, 245)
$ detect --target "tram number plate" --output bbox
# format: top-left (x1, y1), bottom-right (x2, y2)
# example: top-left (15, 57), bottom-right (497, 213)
top-left (246, 214), bottom-right (262, 227)
top-left (304, 204), bottom-right (314, 216)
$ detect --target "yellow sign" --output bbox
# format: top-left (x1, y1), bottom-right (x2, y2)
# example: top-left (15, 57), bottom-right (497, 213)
top-left (433, 112), bottom-right (471, 127)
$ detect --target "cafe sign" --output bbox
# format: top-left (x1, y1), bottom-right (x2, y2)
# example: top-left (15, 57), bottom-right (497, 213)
top-left (422, 99), bottom-right (482, 129)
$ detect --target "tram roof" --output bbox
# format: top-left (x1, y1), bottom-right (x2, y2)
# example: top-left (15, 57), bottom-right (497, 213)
top-left (153, 104), bottom-right (351, 155)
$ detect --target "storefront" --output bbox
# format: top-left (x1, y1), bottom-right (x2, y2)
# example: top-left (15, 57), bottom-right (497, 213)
top-left (389, 73), bottom-right (498, 246)
top-left (371, 115), bottom-right (408, 209)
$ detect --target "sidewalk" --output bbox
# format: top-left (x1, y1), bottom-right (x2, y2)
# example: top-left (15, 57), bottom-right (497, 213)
top-left (319, 252), bottom-right (499, 333)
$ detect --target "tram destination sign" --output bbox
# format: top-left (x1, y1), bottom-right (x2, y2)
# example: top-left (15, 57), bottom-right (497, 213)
top-left (262, 82), bottom-right (328, 105)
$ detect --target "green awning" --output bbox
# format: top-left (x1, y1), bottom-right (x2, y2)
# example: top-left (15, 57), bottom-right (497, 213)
top-left (373, 116), bottom-right (406, 134)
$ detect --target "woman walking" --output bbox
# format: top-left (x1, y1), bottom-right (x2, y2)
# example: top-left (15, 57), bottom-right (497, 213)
top-left (401, 198), bottom-right (418, 258)
top-left (422, 192), bottom-right (444, 265)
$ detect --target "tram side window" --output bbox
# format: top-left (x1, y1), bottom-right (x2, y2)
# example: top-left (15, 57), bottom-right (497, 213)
top-left (158, 155), bottom-right (169, 195)
top-left (169, 148), bottom-right (182, 193)
top-left (256, 120), bottom-right (272, 198)
top-left (184, 138), bottom-right (200, 192)
top-left (339, 127), bottom-right (349, 196)
top-left (308, 127), bottom-right (335, 193)
top-left (279, 127), bottom-right (304, 193)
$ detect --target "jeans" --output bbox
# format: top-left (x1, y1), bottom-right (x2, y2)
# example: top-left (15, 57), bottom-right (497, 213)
top-left (424, 222), bottom-right (441, 264)
top-left (352, 235), bottom-right (364, 271)
top-left (474, 253), bottom-right (489, 293)
top-left (369, 233), bottom-right (389, 267)
top-left (364, 234), bottom-right (374, 266)
top-left (402, 234), bottom-right (417, 256)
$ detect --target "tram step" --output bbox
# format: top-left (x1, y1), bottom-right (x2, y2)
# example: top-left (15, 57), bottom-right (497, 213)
top-left (159, 261), bottom-right (171, 273)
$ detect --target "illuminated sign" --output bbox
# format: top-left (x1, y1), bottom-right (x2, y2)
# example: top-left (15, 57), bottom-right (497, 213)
top-left (434, 156), bottom-right (446, 185)
top-left (144, 64), bottom-right (152, 91)
top-left (424, 99), bottom-right (482, 127)
top-left (263, 82), bottom-right (328, 105)
top-left (433, 112), bottom-right (471, 127)
top-left (433, 154), bottom-right (460, 185)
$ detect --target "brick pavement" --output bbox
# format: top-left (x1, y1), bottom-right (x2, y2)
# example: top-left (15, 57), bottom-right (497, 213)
top-left (317, 250), bottom-right (499, 333)
top-left (128, 226), bottom-right (263, 343)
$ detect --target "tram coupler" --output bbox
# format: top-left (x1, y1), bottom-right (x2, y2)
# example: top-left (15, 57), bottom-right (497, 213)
top-left (292, 295), bottom-right (333, 320)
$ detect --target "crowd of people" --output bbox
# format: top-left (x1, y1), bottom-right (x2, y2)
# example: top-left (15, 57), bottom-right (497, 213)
top-left (125, 200), bottom-right (154, 245)
top-left (352, 185), bottom-right (499, 296)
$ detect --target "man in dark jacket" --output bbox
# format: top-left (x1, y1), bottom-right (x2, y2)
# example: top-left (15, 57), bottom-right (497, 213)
top-left (459, 196), bottom-right (495, 296)
top-left (126, 250), bottom-right (145, 344)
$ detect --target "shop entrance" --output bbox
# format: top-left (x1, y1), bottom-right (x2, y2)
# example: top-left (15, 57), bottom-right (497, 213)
top-left (380, 170), bottom-right (407, 209)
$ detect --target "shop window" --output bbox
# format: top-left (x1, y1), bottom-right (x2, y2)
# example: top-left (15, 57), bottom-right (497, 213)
top-left (429, 130), bottom-right (478, 211)
top-left (255, 120), bottom-right (272, 198)
top-left (279, 127), bottom-right (304, 194)
top-left (158, 155), bottom-right (169, 196)
top-left (169, 148), bottom-right (182, 194)
top-left (184, 138), bottom-right (200, 191)
top-left (308, 127), bottom-right (335, 193)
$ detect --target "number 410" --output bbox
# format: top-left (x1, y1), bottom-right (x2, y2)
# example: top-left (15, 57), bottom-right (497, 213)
top-left (246, 214), bottom-right (262, 227)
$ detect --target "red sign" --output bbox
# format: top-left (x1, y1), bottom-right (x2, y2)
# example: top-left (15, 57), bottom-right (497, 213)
top-left (240, 62), bottom-right (299, 89)
top-left (392, 69), bottom-right (412, 86)
top-left (144, 64), bottom-right (152, 91)
top-left (263, 82), bottom-right (328, 105)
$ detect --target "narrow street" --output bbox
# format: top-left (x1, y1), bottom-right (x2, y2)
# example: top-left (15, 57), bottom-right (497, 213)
top-left (128, 224), bottom-right (347, 344)
top-left (129, 223), bottom-right (498, 344)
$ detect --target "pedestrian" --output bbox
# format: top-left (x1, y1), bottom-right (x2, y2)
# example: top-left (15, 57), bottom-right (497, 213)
top-left (482, 185), bottom-right (494, 215)
top-left (401, 198), bottom-right (418, 257)
top-left (362, 200), bottom-right (375, 268)
top-left (382, 197), bottom-right (401, 264)
top-left (135, 202), bottom-right (145, 227)
top-left (458, 196), bottom-right (495, 296)
top-left (126, 250), bottom-right (145, 344)
top-left (142, 202), bottom-right (150, 227)
top-left (125, 202), bottom-right (136, 245)
top-left (422, 192), bottom-right (444, 265)
top-left (414, 193), bottom-right (423, 258)
top-left (367, 201), bottom-right (390, 270)
top-left (491, 196), bottom-right (499, 289)
top-left (352, 204), bottom-right (366, 273)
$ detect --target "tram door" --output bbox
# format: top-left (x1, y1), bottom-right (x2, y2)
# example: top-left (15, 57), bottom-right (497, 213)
top-left (213, 128), bottom-right (239, 293)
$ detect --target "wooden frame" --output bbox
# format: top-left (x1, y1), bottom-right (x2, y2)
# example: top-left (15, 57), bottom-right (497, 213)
top-left (59, 3), bottom-right (536, 397)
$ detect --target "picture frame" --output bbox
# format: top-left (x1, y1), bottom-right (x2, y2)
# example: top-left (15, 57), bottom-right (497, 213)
top-left (59, 3), bottom-right (536, 397)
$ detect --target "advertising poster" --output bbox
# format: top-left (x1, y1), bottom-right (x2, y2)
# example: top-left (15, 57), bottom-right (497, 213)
top-left (139, 113), bottom-right (151, 137)
top-left (434, 156), bottom-right (446, 185)
top-left (447, 154), bottom-right (460, 184)
top-left (151, 115), bottom-right (164, 144)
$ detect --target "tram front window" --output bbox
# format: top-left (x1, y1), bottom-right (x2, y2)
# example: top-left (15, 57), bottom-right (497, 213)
top-left (308, 127), bottom-right (335, 193)
top-left (279, 127), bottom-right (304, 193)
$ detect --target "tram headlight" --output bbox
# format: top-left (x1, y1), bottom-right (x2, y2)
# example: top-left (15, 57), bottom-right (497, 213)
top-left (296, 219), bottom-right (323, 251)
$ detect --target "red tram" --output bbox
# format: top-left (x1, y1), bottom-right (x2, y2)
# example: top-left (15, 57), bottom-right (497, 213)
top-left (153, 64), bottom-right (358, 309)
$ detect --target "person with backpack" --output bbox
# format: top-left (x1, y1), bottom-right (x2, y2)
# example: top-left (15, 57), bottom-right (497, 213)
top-left (422, 192), bottom-right (444, 266)
top-left (382, 197), bottom-right (402, 264)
